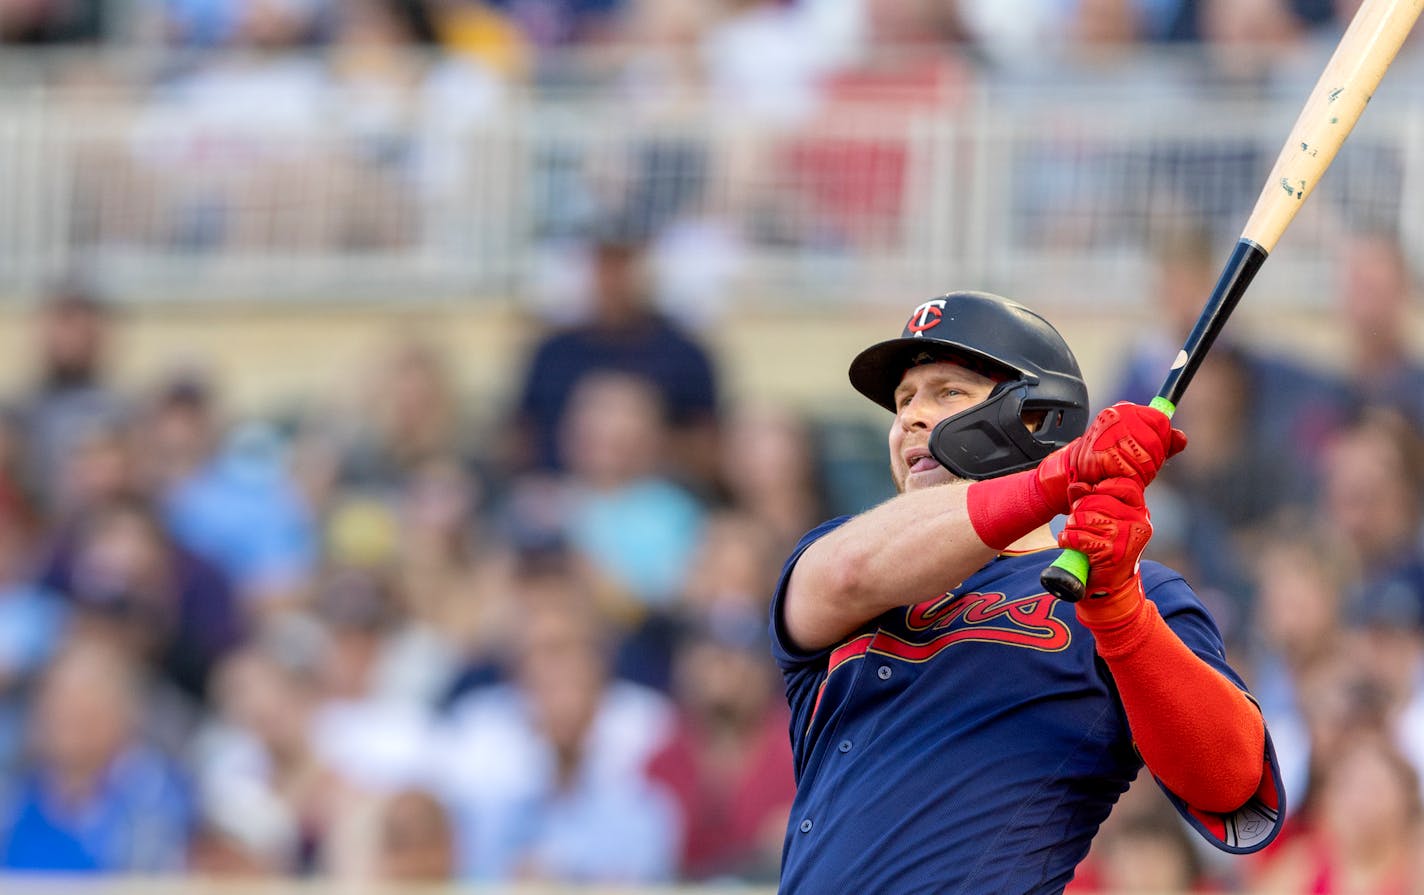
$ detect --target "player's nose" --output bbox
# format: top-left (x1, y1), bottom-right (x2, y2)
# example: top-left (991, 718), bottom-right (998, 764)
top-left (898, 390), bottom-right (935, 430)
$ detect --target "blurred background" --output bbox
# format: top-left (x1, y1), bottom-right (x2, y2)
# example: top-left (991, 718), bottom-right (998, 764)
top-left (0, 0), bottom-right (1423, 892)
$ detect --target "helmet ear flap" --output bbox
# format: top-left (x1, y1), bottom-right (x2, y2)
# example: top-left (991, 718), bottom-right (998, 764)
top-left (928, 382), bottom-right (1058, 480)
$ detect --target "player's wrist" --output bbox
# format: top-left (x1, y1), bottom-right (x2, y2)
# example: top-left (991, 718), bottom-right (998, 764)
top-left (1074, 575), bottom-right (1148, 636)
top-left (966, 468), bottom-right (1058, 551)
top-left (1033, 445), bottom-right (1073, 516)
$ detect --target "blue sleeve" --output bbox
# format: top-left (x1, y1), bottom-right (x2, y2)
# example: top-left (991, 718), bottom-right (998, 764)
top-left (768, 516), bottom-right (851, 775)
top-left (1138, 561), bottom-right (1287, 855)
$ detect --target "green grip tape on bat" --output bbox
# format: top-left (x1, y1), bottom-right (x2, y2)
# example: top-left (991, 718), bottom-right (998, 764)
top-left (1041, 396), bottom-right (1177, 603)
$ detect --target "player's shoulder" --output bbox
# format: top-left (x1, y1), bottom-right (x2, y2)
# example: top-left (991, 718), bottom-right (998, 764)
top-left (788, 515), bottom-right (852, 557)
top-left (1138, 559), bottom-right (1205, 615)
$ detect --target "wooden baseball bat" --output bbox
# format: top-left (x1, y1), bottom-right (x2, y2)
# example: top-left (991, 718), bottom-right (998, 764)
top-left (1042, 0), bottom-right (1424, 603)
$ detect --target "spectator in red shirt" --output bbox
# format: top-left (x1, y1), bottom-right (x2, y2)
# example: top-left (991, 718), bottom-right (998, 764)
top-left (646, 605), bottom-right (795, 882)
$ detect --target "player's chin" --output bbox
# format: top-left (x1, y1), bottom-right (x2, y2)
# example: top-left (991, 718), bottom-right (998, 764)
top-left (902, 464), bottom-right (960, 492)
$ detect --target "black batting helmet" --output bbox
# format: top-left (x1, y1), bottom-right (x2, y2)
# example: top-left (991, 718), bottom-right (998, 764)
top-left (848, 291), bottom-right (1089, 480)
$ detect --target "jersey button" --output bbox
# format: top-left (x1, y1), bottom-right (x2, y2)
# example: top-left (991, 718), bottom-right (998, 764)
top-left (877, 665), bottom-right (892, 680)
top-left (838, 739), bottom-right (853, 753)
top-left (799, 819), bottom-right (814, 833)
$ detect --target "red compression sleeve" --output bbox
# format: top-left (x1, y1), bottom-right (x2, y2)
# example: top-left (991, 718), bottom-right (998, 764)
top-left (966, 470), bottom-right (1056, 551)
top-left (1087, 597), bottom-right (1265, 813)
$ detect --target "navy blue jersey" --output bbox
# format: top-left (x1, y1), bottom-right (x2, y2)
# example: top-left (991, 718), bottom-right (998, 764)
top-left (771, 517), bottom-right (1283, 895)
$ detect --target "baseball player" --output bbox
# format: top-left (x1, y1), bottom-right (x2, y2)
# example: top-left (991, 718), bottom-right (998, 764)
top-left (771, 292), bottom-right (1283, 893)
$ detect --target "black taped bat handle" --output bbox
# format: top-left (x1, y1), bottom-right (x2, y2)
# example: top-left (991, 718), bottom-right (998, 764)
top-left (1040, 239), bottom-right (1269, 603)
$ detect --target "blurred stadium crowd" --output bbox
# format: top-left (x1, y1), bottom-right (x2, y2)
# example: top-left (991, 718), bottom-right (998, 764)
top-left (1, 0), bottom-right (1423, 893)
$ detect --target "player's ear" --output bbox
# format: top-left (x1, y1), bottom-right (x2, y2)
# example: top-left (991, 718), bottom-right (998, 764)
top-left (1022, 409), bottom-right (1049, 434)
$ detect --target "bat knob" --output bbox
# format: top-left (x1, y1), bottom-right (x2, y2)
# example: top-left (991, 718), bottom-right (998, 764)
top-left (1041, 550), bottom-right (1089, 603)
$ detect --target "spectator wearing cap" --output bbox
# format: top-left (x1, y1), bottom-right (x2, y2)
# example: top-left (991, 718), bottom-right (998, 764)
top-left (509, 225), bottom-right (720, 492)
top-left (645, 604), bottom-right (795, 882)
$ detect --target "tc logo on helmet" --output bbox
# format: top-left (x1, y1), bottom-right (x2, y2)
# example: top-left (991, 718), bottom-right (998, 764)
top-left (907, 300), bottom-right (947, 336)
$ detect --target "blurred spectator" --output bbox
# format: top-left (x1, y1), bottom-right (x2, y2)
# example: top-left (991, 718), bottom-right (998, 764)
top-left (381, 457), bottom-right (514, 705)
top-left (141, 372), bottom-right (318, 611)
top-left (1244, 523), bottom-right (1349, 814)
top-left (702, 0), bottom-right (841, 125)
top-left (1158, 345), bottom-right (1300, 537)
top-left (680, 510), bottom-right (778, 616)
top-left (341, 338), bottom-right (479, 496)
top-left (372, 787), bottom-right (456, 882)
top-left (434, 0), bottom-right (534, 79)
top-left (40, 496), bottom-right (242, 705)
top-left (1333, 229), bottom-right (1424, 422)
top-left (152, 0), bottom-right (329, 48)
top-left (1112, 226), bottom-right (1347, 511)
top-left (0, 0), bottom-right (102, 42)
top-left (436, 566), bottom-right (679, 882)
top-left (1067, 779), bottom-right (1214, 893)
top-left (511, 225), bottom-right (720, 488)
top-left (717, 403), bottom-right (827, 555)
top-left (192, 620), bottom-right (337, 874)
top-left (1252, 730), bottom-right (1420, 894)
top-left (646, 605), bottom-right (794, 882)
top-left (51, 417), bottom-right (143, 519)
top-left (782, 0), bottom-right (973, 252)
top-left (0, 503), bottom-right (66, 772)
top-left (15, 286), bottom-right (128, 514)
top-left (1321, 408), bottom-right (1424, 624)
top-left (481, 0), bottom-right (626, 52)
top-left (1198, 0), bottom-right (1309, 85)
top-left (556, 371), bottom-right (706, 612)
top-left (611, 508), bottom-right (777, 691)
top-left (0, 636), bottom-right (193, 872)
top-left (956, 0), bottom-right (1079, 71)
top-left (304, 569), bottom-right (438, 798)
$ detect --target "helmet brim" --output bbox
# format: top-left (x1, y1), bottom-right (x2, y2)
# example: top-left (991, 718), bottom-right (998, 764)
top-left (848, 338), bottom-right (1020, 413)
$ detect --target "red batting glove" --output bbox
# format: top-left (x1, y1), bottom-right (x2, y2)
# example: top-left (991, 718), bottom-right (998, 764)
top-left (1069, 403), bottom-right (1187, 493)
top-left (1058, 477), bottom-right (1154, 629)
top-left (966, 404), bottom-right (1182, 553)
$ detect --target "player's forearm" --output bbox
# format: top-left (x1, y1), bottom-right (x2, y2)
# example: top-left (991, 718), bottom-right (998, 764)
top-left (1089, 598), bottom-right (1265, 813)
top-left (784, 483), bottom-right (998, 651)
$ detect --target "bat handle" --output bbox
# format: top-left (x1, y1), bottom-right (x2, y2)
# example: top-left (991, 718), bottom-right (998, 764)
top-left (1041, 396), bottom-right (1177, 603)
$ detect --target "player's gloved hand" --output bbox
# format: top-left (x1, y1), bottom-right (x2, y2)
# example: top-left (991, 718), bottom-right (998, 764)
top-left (1058, 476), bottom-right (1153, 629)
top-left (967, 404), bottom-right (1182, 553)
top-left (1071, 402), bottom-right (1187, 490)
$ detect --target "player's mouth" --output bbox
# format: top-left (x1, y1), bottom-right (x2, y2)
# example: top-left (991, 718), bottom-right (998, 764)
top-left (905, 447), bottom-right (940, 474)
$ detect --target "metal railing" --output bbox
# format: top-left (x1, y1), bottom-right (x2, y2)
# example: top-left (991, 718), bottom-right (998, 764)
top-left (1, 48), bottom-right (1421, 309)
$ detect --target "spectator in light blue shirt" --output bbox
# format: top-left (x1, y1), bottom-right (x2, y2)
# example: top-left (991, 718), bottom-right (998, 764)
top-left (146, 374), bottom-right (318, 608)
top-left (556, 371), bottom-right (705, 610)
